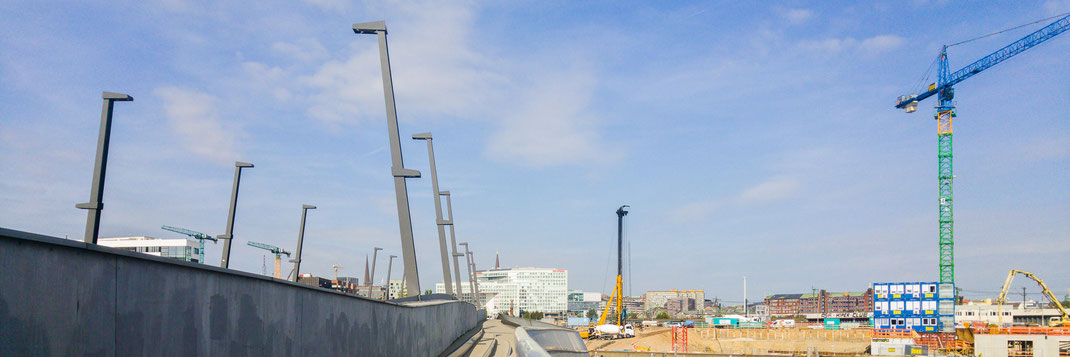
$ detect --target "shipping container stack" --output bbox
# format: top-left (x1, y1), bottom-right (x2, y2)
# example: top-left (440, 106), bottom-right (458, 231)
top-left (872, 282), bottom-right (955, 333)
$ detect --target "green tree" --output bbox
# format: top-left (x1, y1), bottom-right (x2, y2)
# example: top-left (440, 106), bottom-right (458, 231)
top-left (656, 311), bottom-right (670, 319)
top-left (586, 309), bottom-right (599, 319)
top-left (423, 289), bottom-right (432, 295)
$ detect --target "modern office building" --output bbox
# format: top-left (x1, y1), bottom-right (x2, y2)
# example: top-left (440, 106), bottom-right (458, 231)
top-left (98, 236), bottom-right (201, 263)
top-left (567, 290), bottom-right (602, 316)
top-left (437, 267), bottom-right (568, 315)
top-left (643, 290), bottom-right (705, 312)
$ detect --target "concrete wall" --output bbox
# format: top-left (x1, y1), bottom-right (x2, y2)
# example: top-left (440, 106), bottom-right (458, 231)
top-left (0, 227), bottom-right (482, 356)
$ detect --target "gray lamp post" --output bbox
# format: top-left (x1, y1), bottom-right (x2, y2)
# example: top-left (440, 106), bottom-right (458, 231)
top-left (412, 132), bottom-right (453, 295)
top-left (460, 242), bottom-right (481, 306)
top-left (468, 250), bottom-right (481, 307)
top-left (384, 255), bottom-right (396, 300)
top-left (452, 252), bottom-right (467, 302)
top-left (218, 161), bottom-right (254, 268)
top-left (290, 204), bottom-right (316, 282)
top-left (368, 247), bottom-right (382, 298)
top-left (76, 91), bottom-right (133, 244)
top-left (353, 20), bottom-right (422, 298)
top-left (441, 191), bottom-right (463, 297)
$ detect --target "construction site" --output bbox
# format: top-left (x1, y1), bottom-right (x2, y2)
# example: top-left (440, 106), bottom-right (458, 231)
top-left (578, 14), bottom-right (1070, 357)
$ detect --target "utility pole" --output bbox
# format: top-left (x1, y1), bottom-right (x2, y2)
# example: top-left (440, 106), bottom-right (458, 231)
top-left (743, 276), bottom-right (747, 317)
top-left (76, 91), bottom-right (133, 244)
top-left (1022, 287), bottom-right (1028, 307)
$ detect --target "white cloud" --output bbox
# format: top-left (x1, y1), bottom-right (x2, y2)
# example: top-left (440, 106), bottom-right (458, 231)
top-left (798, 34), bottom-right (905, 55)
top-left (303, 0), bottom-right (348, 11)
top-left (781, 8), bottom-right (814, 25)
top-left (738, 176), bottom-right (800, 204)
top-left (297, 2), bottom-right (507, 125)
top-left (154, 86), bottom-right (240, 164)
top-left (1044, 0), bottom-right (1070, 14)
top-left (271, 38), bottom-right (328, 63)
top-left (668, 200), bottom-right (718, 223)
top-left (484, 71), bottom-right (614, 167)
top-left (859, 35), bottom-right (906, 54)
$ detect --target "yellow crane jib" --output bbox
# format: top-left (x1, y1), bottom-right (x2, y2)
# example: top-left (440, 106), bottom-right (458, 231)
top-left (996, 269), bottom-right (1069, 327)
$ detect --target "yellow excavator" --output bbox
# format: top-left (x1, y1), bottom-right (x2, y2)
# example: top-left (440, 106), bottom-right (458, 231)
top-left (995, 270), bottom-right (1070, 327)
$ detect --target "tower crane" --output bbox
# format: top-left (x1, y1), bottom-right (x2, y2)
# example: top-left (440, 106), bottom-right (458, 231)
top-left (894, 14), bottom-right (1070, 285)
top-left (332, 264), bottom-right (344, 281)
top-left (161, 225), bottom-right (217, 264)
top-left (246, 241), bottom-right (291, 279)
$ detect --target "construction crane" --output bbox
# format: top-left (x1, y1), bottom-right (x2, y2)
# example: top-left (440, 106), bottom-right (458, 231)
top-left (332, 264), bottom-right (344, 281)
top-left (593, 205), bottom-right (634, 340)
top-left (995, 270), bottom-right (1070, 327)
top-left (161, 225), bottom-right (217, 264)
top-left (894, 14), bottom-right (1070, 285)
top-left (246, 241), bottom-right (291, 279)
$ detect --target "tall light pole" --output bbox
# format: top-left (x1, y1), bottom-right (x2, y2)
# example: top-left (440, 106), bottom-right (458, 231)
top-left (441, 191), bottom-right (463, 297)
top-left (368, 247), bottom-right (382, 298)
top-left (76, 91), bottom-right (133, 244)
top-left (452, 252), bottom-right (467, 302)
top-left (352, 20), bottom-right (423, 298)
top-left (468, 250), bottom-right (481, 307)
top-left (290, 204), bottom-right (316, 282)
top-left (218, 161), bottom-right (253, 268)
top-left (459, 242), bottom-right (473, 297)
top-left (385, 255), bottom-right (396, 300)
top-left (412, 132), bottom-right (453, 295)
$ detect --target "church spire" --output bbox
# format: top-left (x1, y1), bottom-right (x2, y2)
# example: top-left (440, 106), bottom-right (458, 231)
top-left (495, 251), bottom-right (500, 269)
top-left (363, 255), bottom-right (370, 286)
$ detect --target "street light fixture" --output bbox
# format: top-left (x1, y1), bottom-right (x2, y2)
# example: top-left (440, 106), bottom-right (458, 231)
top-left (412, 132), bottom-right (454, 295)
top-left (218, 161), bottom-right (253, 268)
top-left (441, 191), bottom-right (463, 296)
top-left (290, 204), bottom-right (316, 281)
top-left (76, 91), bottom-right (133, 244)
top-left (352, 20), bottom-right (423, 298)
top-left (385, 255), bottom-right (397, 300)
top-left (368, 247), bottom-right (382, 298)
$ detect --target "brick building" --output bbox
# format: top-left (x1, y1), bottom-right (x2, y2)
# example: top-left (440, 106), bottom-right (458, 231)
top-left (765, 289), bottom-right (873, 317)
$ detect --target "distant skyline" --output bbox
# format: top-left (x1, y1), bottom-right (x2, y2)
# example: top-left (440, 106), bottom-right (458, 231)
top-left (1, 1), bottom-right (1068, 302)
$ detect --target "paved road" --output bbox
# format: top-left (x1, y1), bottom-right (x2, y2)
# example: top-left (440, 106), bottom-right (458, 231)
top-left (467, 319), bottom-right (517, 356)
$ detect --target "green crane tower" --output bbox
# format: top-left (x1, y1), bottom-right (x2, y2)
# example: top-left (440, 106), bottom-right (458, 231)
top-left (895, 14), bottom-right (1070, 283)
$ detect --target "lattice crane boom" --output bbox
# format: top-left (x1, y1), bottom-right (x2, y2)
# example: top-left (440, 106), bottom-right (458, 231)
top-left (246, 241), bottom-right (291, 279)
top-left (893, 14), bottom-right (1070, 285)
top-left (161, 225), bottom-right (218, 264)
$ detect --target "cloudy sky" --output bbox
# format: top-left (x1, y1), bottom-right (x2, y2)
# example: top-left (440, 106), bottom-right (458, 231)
top-left (2, 1), bottom-right (1068, 303)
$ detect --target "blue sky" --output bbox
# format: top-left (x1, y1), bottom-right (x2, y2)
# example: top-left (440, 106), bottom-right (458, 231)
top-left (2, 1), bottom-right (1068, 303)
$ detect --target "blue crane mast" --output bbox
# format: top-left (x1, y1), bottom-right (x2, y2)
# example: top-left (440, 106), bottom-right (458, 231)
top-left (894, 14), bottom-right (1070, 285)
top-left (161, 225), bottom-right (218, 264)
